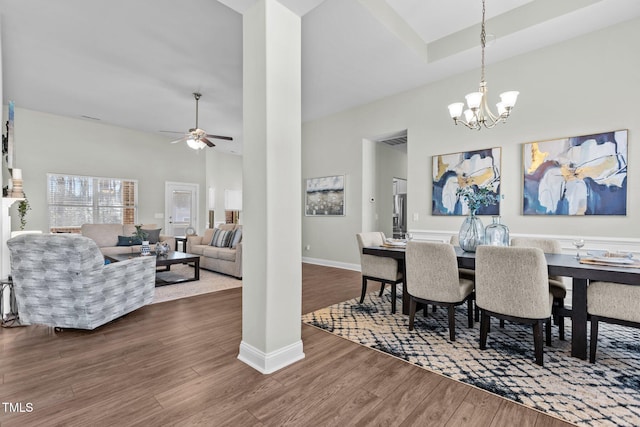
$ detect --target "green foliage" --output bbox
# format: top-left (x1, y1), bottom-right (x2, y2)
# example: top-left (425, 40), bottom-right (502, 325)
top-left (133, 224), bottom-right (149, 241)
top-left (18, 197), bottom-right (30, 230)
top-left (455, 184), bottom-right (502, 214)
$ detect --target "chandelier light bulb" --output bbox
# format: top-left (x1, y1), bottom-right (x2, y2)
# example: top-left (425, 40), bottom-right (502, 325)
top-left (496, 102), bottom-right (506, 116)
top-left (465, 92), bottom-right (483, 110)
top-left (464, 109), bottom-right (476, 124)
top-left (499, 91), bottom-right (519, 108)
top-left (448, 102), bottom-right (464, 119)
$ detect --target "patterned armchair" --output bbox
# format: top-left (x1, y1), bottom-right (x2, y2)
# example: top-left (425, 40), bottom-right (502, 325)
top-left (7, 233), bottom-right (156, 330)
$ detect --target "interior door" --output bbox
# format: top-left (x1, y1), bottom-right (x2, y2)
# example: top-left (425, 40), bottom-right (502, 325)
top-left (165, 182), bottom-right (199, 236)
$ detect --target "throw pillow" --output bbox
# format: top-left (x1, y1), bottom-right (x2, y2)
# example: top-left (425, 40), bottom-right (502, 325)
top-left (117, 235), bottom-right (142, 246)
top-left (229, 228), bottom-right (242, 248)
top-left (210, 228), bottom-right (233, 248)
top-left (142, 228), bottom-right (162, 244)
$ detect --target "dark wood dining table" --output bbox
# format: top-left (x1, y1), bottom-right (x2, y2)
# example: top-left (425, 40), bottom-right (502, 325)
top-left (363, 244), bottom-right (640, 360)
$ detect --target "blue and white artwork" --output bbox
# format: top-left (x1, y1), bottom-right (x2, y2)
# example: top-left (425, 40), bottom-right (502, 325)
top-left (523, 130), bottom-right (627, 215)
top-left (432, 148), bottom-right (501, 216)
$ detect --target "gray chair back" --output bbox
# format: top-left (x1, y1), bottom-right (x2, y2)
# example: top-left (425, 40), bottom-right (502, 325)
top-left (511, 237), bottom-right (563, 282)
top-left (356, 232), bottom-right (398, 281)
top-left (476, 245), bottom-right (551, 319)
top-left (406, 241), bottom-right (463, 303)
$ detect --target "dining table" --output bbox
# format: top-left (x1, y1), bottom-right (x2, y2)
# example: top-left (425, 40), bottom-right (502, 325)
top-left (363, 244), bottom-right (640, 360)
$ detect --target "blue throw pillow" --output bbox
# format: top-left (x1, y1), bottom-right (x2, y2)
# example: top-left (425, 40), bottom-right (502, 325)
top-left (117, 235), bottom-right (142, 246)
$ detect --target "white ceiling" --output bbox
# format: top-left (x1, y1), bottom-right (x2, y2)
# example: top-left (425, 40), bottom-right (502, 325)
top-left (1, 0), bottom-right (639, 155)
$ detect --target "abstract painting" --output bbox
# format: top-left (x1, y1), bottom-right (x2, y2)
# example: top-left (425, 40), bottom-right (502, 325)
top-left (432, 148), bottom-right (501, 216)
top-left (523, 130), bottom-right (627, 215)
top-left (305, 175), bottom-right (345, 216)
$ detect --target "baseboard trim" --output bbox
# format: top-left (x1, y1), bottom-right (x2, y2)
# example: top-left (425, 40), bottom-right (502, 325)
top-left (302, 257), bottom-right (360, 272)
top-left (238, 340), bottom-right (305, 374)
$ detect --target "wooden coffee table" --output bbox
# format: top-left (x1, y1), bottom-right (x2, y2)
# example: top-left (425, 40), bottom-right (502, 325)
top-left (104, 251), bottom-right (200, 286)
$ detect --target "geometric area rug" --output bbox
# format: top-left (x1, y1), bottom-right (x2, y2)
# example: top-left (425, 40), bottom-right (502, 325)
top-left (302, 288), bottom-right (640, 427)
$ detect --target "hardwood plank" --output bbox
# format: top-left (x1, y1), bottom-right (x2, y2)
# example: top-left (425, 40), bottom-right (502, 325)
top-left (0, 263), bottom-right (574, 426)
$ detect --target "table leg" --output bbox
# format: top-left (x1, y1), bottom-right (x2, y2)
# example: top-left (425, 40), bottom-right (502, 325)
top-left (571, 278), bottom-right (588, 359)
top-left (194, 258), bottom-right (200, 281)
top-left (400, 259), bottom-right (409, 315)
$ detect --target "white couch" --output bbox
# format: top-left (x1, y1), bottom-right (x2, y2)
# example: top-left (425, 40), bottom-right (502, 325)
top-left (186, 224), bottom-right (242, 279)
top-left (80, 223), bottom-right (176, 256)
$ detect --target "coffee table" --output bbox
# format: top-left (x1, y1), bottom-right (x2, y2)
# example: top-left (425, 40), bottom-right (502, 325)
top-left (104, 251), bottom-right (200, 286)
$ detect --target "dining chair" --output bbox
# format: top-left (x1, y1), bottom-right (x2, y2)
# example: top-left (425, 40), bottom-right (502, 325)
top-left (405, 241), bottom-right (474, 341)
top-left (587, 281), bottom-right (640, 363)
top-left (475, 245), bottom-right (553, 366)
top-left (449, 235), bottom-right (476, 282)
top-left (356, 232), bottom-right (403, 314)
top-left (510, 237), bottom-right (568, 340)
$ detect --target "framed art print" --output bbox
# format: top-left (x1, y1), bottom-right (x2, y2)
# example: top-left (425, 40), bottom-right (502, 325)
top-left (432, 147), bottom-right (502, 216)
top-left (523, 130), bottom-right (627, 215)
top-left (305, 175), bottom-right (345, 216)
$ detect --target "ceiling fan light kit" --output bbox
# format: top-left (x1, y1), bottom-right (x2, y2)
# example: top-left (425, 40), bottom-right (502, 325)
top-left (170, 92), bottom-right (233, 149)
top-left (447, 0), bottom-right (519, 130)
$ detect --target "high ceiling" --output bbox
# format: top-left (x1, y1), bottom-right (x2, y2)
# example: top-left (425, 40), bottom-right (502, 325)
top-left (1, 0), bottom-right (639, 155)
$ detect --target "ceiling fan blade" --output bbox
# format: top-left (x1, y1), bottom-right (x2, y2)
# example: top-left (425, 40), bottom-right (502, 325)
top-left (200, 137), bottom-right (216, 147)
top-left (159, 130), bottom-right (184, 134)
top-left (206, 134), bottom-right (233, 141)
top-left (170, 136), bottom-right (187, 144)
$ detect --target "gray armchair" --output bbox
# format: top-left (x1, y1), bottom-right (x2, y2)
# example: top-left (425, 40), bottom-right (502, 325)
top-left (7, 233), bottom-right (156, 330)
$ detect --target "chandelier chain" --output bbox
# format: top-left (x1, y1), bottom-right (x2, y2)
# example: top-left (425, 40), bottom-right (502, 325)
top-left (480, 0), bottom-right (486, 83)
top-left (446, 0), bottom-right (519, 130)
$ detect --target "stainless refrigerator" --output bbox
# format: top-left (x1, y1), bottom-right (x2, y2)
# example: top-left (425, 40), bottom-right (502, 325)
top-left (392, 193), bottom-right (407, 238)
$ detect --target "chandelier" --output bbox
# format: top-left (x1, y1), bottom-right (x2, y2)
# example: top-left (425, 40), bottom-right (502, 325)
top-left (447, 0), bottom-right (519, 130)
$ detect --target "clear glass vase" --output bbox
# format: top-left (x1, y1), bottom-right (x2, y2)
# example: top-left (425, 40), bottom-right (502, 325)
top-left (458, 211), bottom-right (484, 252)
top-left (485, 215), bottom-right (509, 246)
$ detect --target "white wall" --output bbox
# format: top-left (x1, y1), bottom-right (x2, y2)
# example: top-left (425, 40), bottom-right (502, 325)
top-left (10, 107), bottom-right (206, 233)
top-left (302, 17), bottom-right (640, 267)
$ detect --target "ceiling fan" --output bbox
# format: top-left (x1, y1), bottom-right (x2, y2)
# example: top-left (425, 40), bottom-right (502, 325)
top-left (167, 92), bottom-right (233, 149)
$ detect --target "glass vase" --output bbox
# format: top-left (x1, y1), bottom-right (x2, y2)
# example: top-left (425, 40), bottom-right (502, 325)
top-left (485, 215), bottom-right (509, 246)
top-left (458, 212), bottom-right (484, 252)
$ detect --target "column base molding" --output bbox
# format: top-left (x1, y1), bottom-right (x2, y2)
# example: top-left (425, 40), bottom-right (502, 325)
top-left (238, 340), bottom-right (305, 374)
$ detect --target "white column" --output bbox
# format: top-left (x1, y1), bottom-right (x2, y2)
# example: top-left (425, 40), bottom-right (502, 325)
top-left (237, 0), bottom-right (304, 373)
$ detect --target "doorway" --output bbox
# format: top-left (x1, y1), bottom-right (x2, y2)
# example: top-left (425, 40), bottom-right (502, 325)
top-left (165, 182), bottom-right (199, 236)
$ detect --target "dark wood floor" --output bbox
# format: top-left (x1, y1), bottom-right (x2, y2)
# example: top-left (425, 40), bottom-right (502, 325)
top-left (0, 263), bottom-right (573, 426)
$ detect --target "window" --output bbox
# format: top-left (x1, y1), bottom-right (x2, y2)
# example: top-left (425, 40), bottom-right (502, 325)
top-left (47, 174), bottom-right (137, 232)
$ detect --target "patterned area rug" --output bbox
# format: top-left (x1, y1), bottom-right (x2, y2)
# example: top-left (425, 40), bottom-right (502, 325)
top-left (152, 265), bottom-right (241, 304)
top-left (302, 289), bottom-right (640, 427)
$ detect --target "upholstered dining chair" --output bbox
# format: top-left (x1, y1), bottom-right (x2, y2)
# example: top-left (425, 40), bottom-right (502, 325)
top-left (405, 241), bottom-right (474, 341)
top-left (475, 245), bottom-right (553, 366)
top-left (450, 235), bottom-right (476, 282)
top-left (587, 281), bottom-right (640, 363)
top-left (356, 232), bottom-right (403, 314)
top-left (511, 237), bottom-right (568, 340)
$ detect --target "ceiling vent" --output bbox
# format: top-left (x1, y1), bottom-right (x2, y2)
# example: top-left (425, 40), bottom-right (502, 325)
top-left (380, 135), bottom-right (407, 147)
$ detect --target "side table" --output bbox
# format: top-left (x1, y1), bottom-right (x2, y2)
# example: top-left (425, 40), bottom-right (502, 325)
top-left (174, 236), bottom-right (187, 252)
